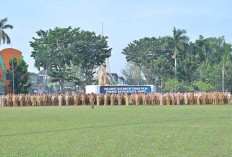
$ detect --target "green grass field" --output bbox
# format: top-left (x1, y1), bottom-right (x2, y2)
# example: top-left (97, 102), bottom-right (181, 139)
top-left (0, 105), bottom-right (232, 157)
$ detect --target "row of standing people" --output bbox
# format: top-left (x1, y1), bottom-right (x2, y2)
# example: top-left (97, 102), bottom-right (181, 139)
top-left (0, 92), bottom-right (231, 107)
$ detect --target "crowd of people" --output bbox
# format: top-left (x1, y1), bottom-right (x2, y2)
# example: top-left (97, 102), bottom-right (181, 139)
top-left (0, 92), bottom-right (231, 108)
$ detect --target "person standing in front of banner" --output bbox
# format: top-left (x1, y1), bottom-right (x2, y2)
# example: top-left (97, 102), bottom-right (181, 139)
top-left (110, 94), bottom-right (115, 106)
top-left (125, 94), bottom-right (129, 106)
top-left (117, 93), bottom-right (122, 105)
top-left (90, 93), bottom-right (95, 109)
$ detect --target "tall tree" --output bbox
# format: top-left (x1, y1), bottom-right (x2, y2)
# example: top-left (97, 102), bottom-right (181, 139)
top-left (172, 27), bottom-right (189, 79)
top-left (71, 30), bottom-right (111, 85)
top-left (31, 27), bottom-right (77, 92)
top-left (30, 30), bottom-right (50, 92)
top-left (31, 27), bottom-right (112, 91)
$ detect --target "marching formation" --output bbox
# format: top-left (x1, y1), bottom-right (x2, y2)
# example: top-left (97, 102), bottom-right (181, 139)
top-left (0, 92), bottom-right (231, 107)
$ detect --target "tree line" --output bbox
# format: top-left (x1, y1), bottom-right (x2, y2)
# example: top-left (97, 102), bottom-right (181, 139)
top-left (2, 17), bottom-right (232, 93)
top-left (122, 27), bottom-right (232, 92)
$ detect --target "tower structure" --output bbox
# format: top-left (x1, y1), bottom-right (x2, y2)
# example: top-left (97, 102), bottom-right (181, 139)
top-left (98, 22), bottom-right (117, 85)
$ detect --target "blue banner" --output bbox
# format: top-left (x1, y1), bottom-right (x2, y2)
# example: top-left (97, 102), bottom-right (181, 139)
top-left (100, 86), bottom-right (151, 94)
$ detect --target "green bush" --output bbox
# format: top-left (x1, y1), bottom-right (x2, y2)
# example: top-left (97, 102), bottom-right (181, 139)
top-left (193, 81), bottom-right (215, 92)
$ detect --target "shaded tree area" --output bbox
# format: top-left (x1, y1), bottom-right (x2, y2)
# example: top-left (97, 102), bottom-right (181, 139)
top-left (122, 27), bottom-right (232, 92)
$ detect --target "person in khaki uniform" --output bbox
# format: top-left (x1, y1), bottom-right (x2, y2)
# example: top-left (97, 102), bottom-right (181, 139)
top-left (110, 94), bottom-right (115, 106)
top-left (18, 94), bottom-right (23, 106)
top-left (184, 93), bottom-right (188, 105)
top-left (2, 95), bottom-right (6, 107)
top-left (189, 93), bottom-right (194, 105)
top-left (12, 94), bottom-right (18, 107)
top-left (48, 94), bottom-right (52, 106)
top-left (25, 94), bottom-right (29, 106)
top-left (170, 93), bottom-right (175, 105)
top-left (117, 94), bottom-right (122, 105)
top-left (65, 94), bottom-right (69, 106)
top-left (135, 93), bottom-right (140, 105)
top-left (81, 93), bottom-right (86, 105)
top-left (31, 94), bottom-right (36, 106)
top-left (160, 94), bottom-right (164, 106)
top-left (6, 94), bottom-right (10, 106)
top-left (89, 93), bottom-right (95, 109)
top-left (196, 93), bottom-right (201, 105)
top-left (212, 92), bottom-right (217, 104)
top-left (219, 92), bottom-right (224, 104)
top-left (129, 93), bottom-right (134, 104)
top-left (176, 93), bottom-right (180, 105)
top-left (165, 94), bottom-right (170, 105)
top-left (42, 94), bottom-right (47, 106)
top-left (142, 93), bottom-right (147, 105)
top-left (76, 93), bottom-right (81, 105)
top-left (150, 93), bottom-right (155, 105)
top-left (58, 94), bottom-right (63, 106)
top-left (201, 92), bottom-right (206, 105)
top-left (51, 94), bottom-right (56, 106)
top-left (73, 93), bottom-right (78, 106)
top-left (37, 94), bottom-right (41, 106)
top-left (104, 94), bottom-right (109, 106)
top-left (125, 94), bottom-right (129, 106)
top-left (10, 94), bottom-right (13, 106)
top-left (96, 94), bottom-right (101, 106)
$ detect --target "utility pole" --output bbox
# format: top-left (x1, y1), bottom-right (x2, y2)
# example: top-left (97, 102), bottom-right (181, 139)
top-left (12, 57), bottom-right (15, 94)
top-left (175, 58), bottom-right (177, 79)
top-left (222, 62), bottom-right (225, 92)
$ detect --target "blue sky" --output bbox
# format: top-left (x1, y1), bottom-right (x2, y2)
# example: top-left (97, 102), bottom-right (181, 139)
top-left (1, 0), bottom-right (232, 74)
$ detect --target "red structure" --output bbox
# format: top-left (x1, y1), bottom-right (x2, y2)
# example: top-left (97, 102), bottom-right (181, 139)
top-left (0, 48), bottom-right (22, 94)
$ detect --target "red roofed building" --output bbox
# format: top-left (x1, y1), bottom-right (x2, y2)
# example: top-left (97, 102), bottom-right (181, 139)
top-left (0, 48), bottom-right (22, 94)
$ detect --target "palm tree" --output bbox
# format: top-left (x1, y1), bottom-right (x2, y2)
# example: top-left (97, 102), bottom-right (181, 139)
top-left (0, 18), bottom-right (13, 45)
top-left (172, 27), bottom-right (189, 79)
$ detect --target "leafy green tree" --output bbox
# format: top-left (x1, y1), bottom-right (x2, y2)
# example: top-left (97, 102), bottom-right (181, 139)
top-left (0, 18), bottom-right (13, 45)
top-left (153, 56), bottom-right (173, 91)
top-left (7, 57), bottom-right (29, 94)
top-left (71, 30), bottom-right (111, 85)
top-left (30, 30), bottom-right (50, 92)
top-left (202, 63), bottom-right (221, 91)
top-left (31, 27), bottom-right (78, 92)
top-left (122, 37), bottom-right (174, 84)
top-left (31, 27), bottom-right (112, 92)
top-left (193, 81), bottom-right (215, 92)
top-left (177, 42), bottom-right (198, 84)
